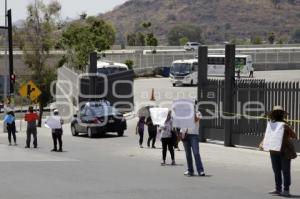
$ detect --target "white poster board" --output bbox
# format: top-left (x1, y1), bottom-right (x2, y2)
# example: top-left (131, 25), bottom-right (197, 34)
top-left (149, 108), bottom-right (169, 126)
top-left (172, 99), bottom-right (195, 129)
top-left (263, 122), bottom-right (285, 152)
top-left (45, 116), bottom-right (62, 129)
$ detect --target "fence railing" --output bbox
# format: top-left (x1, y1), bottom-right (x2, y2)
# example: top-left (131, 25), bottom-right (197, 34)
top-left (201, 79), bottom-right (300, 148)
top-left (104, 48), bottom-right (300, 71)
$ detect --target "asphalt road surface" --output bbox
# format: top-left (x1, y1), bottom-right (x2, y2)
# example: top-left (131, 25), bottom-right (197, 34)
top-left (0, 119), bottom-right (299, 199)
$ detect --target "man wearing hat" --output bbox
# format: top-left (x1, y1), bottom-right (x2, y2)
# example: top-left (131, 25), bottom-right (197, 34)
top-left (49, 109), bottom-right (64, 152)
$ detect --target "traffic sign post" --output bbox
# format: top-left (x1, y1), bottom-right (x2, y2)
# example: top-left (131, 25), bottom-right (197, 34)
top-left (18, 80), bottom-right (42, 102)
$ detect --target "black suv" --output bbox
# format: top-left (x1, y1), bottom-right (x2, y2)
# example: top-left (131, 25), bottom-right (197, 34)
top-left (71, 102), bottom-right (127, 138)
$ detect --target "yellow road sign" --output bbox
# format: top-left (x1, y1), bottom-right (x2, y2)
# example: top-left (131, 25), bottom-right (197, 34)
top-left (18, 80), bottom-right (42, 101)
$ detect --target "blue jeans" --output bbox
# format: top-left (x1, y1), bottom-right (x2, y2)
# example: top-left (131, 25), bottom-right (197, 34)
top-left (183, 134), bottom-right (204, 174)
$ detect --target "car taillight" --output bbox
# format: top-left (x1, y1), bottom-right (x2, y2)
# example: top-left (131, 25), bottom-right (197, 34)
top-left (93, 118), bottom-right (100, 124)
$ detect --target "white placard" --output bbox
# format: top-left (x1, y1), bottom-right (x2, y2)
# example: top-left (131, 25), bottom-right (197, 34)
top-left (263, 122), bottom-right (285, 152)
top-left (149, 108), bottom-right (169, 126)
top-left (172, 99), bottom-right (195, 129)
top-left (45, 116), bottom-right (62, 129)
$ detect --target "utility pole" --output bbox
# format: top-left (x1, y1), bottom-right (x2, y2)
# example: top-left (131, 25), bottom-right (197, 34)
top-left (3, 0), bottom-right (8, 99)
top-left (0, 7), bottom-right (14, 98)
top-left (7, 9), bottom-right (14, 94)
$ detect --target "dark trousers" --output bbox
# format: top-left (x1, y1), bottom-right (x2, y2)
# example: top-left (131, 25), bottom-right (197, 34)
top-left (270, 152), bottom-right (291, 191)
top-left (26, 127), bottom-right (37, 148)
top-left (161, 138), bottom-right (175, 161)
top-left (138, 130), bottom-right (144, 145)
top-left (7, 126), bottom-right (16, 143)
top-left (147, 130), bottom-right (157, 147)
top-left (52, 130), bottom-right (63, 150)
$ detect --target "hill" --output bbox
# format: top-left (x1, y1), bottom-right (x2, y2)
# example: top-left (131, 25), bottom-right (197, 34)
top-left (100, 0), bottom-right (300, 45)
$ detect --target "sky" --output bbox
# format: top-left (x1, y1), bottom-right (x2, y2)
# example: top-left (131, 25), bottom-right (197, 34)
top-left (0, 0), bottom-right (128, 25)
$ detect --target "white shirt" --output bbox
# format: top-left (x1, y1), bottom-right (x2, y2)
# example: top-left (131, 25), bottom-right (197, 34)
top-left (181, 111), bottom-right (202, 135)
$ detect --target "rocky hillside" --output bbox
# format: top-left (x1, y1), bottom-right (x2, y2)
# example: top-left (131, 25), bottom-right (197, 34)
top-left (100, 0), bottom-right (300, 44)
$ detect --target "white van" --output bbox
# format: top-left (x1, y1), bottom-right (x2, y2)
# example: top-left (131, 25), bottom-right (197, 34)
top-left (96, 60), bottom-right (128, 75)
top-left (170, 54), bottom-right (253, 86)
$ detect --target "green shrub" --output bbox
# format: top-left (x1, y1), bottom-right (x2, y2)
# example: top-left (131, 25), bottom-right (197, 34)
top-left (124, 59), bottom-right (134, 70)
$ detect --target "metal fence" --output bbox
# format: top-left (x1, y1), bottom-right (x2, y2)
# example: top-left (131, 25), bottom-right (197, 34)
top-left (104, 47), bottom-right (300, 71)
top-left (200, 79), bottom-right (300, 151)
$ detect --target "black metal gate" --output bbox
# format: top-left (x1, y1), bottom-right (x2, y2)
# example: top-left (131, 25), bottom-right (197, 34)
top-left (199, 79), bottom-right (300, 151)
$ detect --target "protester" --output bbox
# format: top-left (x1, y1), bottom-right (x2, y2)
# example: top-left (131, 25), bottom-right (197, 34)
top-left (4, 111), bottom-right (17, 146)
top-left (259, 106), bottom-right (297, 197)
top-left (181, 111), bottom-right (205, 176)
top-left (46, 109), bottom-right (64, 152)
top-left (172, 127), bottom-right (181, 151)
top-left (24, 106), bottom-right (39, 148)
top-left (100, 97), bottom-right (110, 106)
top-left (146, 116), bottom-right (157, 148)
top-left (158, 111), bottom-right (175, 166)
top-left (136, 116), bottom-right (145, 148)
top-left (249, 68), bottom-right (254, 78)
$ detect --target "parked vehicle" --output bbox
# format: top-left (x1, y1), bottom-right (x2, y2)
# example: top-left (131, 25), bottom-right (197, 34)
top-left (169, 54), bottom-right (253, 86)
top-left (183, 42), bottom-right (201, 51)
top-left (97, 60), bottom-right (128, 75)
top-left (71, 102), bottom-right (127, 138)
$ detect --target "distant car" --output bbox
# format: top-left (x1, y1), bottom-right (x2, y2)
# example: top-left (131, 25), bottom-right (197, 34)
top-left (183, 42), bottom-right (201, 51)
top-left (96, 60), bottom-right (128, 75)
top-left (71, 102), bottom-right (127, 138)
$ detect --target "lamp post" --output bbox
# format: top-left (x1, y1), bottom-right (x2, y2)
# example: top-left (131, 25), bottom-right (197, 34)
top-left (4, 0), bottom-right (8, 98)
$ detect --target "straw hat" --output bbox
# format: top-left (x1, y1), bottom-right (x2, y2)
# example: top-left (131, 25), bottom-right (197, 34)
top-left (272, 105), bottom-right (284, 112)
top-left (270, 105), bottom-right (288, 116)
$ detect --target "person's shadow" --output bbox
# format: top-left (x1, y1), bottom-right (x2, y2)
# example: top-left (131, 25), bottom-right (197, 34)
top-left (283, 195), bottom-right (300, 198)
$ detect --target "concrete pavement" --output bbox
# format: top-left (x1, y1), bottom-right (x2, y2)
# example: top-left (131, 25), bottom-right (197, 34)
top-left (0, 117), bottom-right (299, 199)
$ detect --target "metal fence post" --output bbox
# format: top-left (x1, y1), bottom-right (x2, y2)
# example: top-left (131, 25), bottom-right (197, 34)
top-left (89, 52), bottom-right (97, 100)
top-left (224, 44), bottom-right (235, 147)
top-left (198, 46), bottom-right (208, 142)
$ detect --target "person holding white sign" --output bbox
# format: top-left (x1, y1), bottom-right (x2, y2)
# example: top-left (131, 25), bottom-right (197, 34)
top-left (259, 106), bottom-right (297, 197)
top-left (158, 111), bottom-right (175, 166)
top-left (181, 111), bottom-right (205, 177)
top-left (46, 109), bottom-right (64, 152)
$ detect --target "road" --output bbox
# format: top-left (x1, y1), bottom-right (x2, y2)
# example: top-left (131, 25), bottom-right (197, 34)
top-left (0, 70), bottom-right (299, 199)
top-left (0, 119), bottom-right (299, 199)
top-left (134, 70), bottom-right (300, 110)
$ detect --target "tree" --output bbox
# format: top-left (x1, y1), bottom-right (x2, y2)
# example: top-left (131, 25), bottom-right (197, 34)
top-left (251, 36), bottom-right (263, 44)
top-left (61, 16), bottom-right (115, 69)
top-left (292, 27), bottom-right (300, 43)
top-left (127, 33), bottom-right (136, 46)
top-left (168, 25), bottom-right (203, 46)
top-left (268, 32), bottom-right (275, 44)
top-left (136, 32), bottom-right (145, 46)
top-left (79, 12), bottom-right (87, 20)
top-left (20, 0), bottom-right (61, 126)
top-left (124, 59), bottom-right (134, 70)
top-left (179, 37), bottom-right (189, 46)
top-left (142, 21), bottom-right (158, 52)
top-left (142, 22), bottom-right (152, 29)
